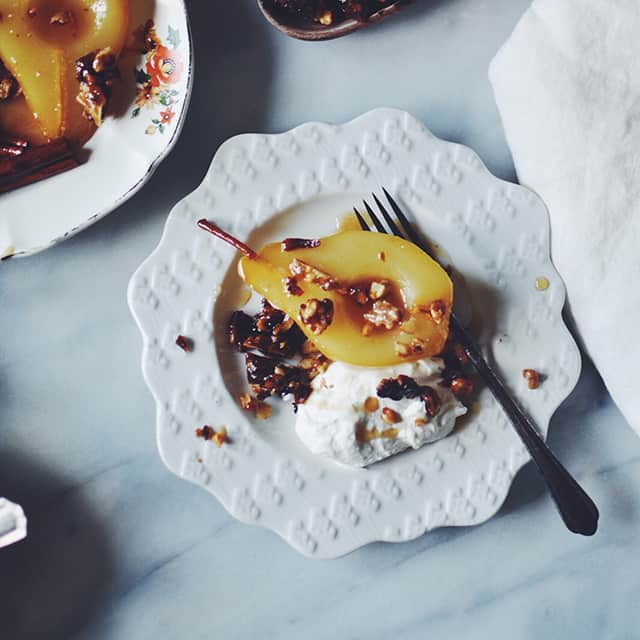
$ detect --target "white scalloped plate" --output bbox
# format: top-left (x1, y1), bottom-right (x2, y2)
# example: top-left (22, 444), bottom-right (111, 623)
top-left (0, 0), bottom-right (192, 260)
top-left (128, 108), bottom-right (581, 558)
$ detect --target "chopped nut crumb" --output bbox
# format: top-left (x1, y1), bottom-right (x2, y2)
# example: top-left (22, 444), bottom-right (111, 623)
top-left (319, 10), bottom-right (333, 24)
top-left (381, 407), bottom-right (402, 424)
top-left (289, 258), bottom-right (340, 291)
top-left (522, 369), bottom-right (540, 390)
top-left (394, 336), bottom-right (427, 357)
top-left (299, 298), bottom-right (334, 335)
top-left (428, 299), bottom-right (446, 324)
top-left (421, 386), bottom-right (441, 417)
top-left (212, 426), bottom-right (229, 447)
top-left (283, 276), bottom-right (304, 296)
top-left (175, 334), bottom-right (193, 352)
top-left (450, 376), bottom-right (474, 399)
top-left (195, 425), bottom-right (214, 440)
top-left (368, 280), bottom-right (388, 300)
top-left (75, 47), bottom-right (119, 127)
top-left (50, 9), bottom-right (73, 25)
top-left (299, 352), bottom-right (330, 379)
top-left (378, 251), bottom-right (386, 262)
top-left (415, 417), bottom-right (427, 427)
top-left (364, 396), bottom-right (379, 413)
top-left (377, 374), bottom-right (421, 400)
top-left (363, 299), bottom-right (401, 330)
top-left (240, 393), bottom-right (274, 420)
top-left (0, 60), bottom-right (19, 102)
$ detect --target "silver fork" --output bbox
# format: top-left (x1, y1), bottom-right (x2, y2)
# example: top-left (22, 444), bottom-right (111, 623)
top-left (355, 189), bottom-right (599, 536)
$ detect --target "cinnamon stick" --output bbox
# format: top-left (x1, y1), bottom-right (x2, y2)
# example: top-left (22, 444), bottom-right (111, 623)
top-left (0, 139), bottom-right (80, 194)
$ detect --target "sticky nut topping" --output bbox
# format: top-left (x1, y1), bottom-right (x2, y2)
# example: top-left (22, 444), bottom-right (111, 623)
top-left (363, 299), bottom-right (401, 331)
top-left (0, 60), bottom-right (20, 102)
top-left (289, 258), bottom-right (340, 291)
top-left (368, 280), bottom-right (388, 300)
top-left (239, 392), bottom-right (272, 419)
top-left (75, 47), bottom-right (119, 127)
top-left (427, 299), bottom-right (446, 324)
top-left (377, 375), bottom-right (442, 417)
top-left (281, 237), bottom-right (320, 251)
top-left (283, 276), bottom-right (304, 296)
top-left (299, 298), bottom-right (334, 335)
top-left (50, 9), bottom-right (73, 25)
top-left (449, 376), bottom-right (474, 399)
top-left (522, 369), bottom-right (540, 390)
top-left (394, 337), bottom-right (426, 358)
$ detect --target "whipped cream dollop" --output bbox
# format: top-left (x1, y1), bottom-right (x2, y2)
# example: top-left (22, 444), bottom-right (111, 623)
top-left (295, 358), bottom-right (466, 467)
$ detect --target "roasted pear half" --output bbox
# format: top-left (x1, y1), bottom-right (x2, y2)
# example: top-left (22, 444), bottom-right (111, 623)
top-left (199, 221), bottom-right (453, 367)
top-left (0, 0), bottom-right (128, 143)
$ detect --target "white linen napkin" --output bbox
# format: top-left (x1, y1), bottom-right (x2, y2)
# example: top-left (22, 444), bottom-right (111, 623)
top-left (489, 0), bottom-right (640, 436)
top-left (0, 498), bottom-right (27, 549)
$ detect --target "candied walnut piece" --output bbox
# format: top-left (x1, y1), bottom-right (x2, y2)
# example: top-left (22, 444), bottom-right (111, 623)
top-left (239, 392), bottom-right (272, 419)
top-left (175, 334), bottom-right (193, 352)
top-left (377, 374), bottom-right (421, 400)
top-left (421, 386), bottom-right (441, 417)
top-left (283, 276), bottom-right (304, 296)
top-left (228, 310), bottom-right (254, 351)
top-left (289, 258), bottom-right (340, 291)
top-left (363, 299), bottom-right (401, 331)
top-left (0, 60), bottom-right (19, 102)
top-left (212, 426), bottom-right (229, 447)
top-left (363, 396), bottom-right (379, 413)
top-left (298, 352), bottom-right (330, 379)
top-left (195, 425), bottom-right (215, 441)
top-left (245, 353), bottom-right (311, 405)
top-left (75, 47), bottom-right (120, 127)
top-left (381, 407), bottom-right (401, 424)
top-left (522, 369), bottom-right (540, 390)
top-left (281, 237), bottom-right (320, 251)
top-left (368, 280), bottom-right (388, 300)
top-left (299, 298), bottom-right (334, 335)
top-left (231, 300), bottom-right (306, 359)
top-left (394, 336), bottom-right (426, 358)
top-left (427, 299), bottom-right (446, 324)
top-left (450, 376), bottom-right (474, 399)
top-left (50, 9), bottom-right (73, 25)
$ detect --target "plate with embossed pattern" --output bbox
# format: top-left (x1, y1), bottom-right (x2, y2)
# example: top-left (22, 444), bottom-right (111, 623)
top-left (128, 108), bottom-right (581, 558)
top-left (0, 0), bottom-right (192, 260)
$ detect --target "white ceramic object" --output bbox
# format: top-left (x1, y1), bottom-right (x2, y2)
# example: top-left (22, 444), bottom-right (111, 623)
top-left (128, 108), bottom-right (581, 558)
top-left (0, 498), bottom-right (27, 549)
top-left (0, 0), bottom-right (192, 259)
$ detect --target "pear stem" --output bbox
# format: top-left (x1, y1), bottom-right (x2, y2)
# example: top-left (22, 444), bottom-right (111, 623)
top-left (197, 219), bottom-right (257, 259)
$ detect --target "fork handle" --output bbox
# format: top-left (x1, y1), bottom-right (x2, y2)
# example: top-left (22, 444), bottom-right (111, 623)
top-left (452, 319), bottom-right (599, 535)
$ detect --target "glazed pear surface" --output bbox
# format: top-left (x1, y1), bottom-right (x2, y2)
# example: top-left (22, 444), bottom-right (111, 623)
top-left (239, 231), bottom-right (453, 367)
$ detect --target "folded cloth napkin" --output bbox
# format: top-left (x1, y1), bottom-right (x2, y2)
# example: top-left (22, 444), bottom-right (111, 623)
top-left (489, 0), bottom-right (640, 436)
top-left (0, 498), bottom-right (27, 549)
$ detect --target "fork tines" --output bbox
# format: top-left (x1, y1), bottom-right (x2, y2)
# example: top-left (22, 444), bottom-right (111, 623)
top-left (354, 188), bottom-right (434, 261)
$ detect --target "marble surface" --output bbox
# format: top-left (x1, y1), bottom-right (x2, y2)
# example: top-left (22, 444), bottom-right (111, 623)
top-left (1, 1), bottom-right (639, 638)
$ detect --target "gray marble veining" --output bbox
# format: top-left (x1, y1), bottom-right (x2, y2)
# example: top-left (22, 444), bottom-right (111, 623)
top-left (1, 1), bottom-right (640, 638)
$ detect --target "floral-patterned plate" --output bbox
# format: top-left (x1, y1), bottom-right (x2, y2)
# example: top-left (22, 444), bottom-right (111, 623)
top-left (0, 0), bottom-right (192, 260)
